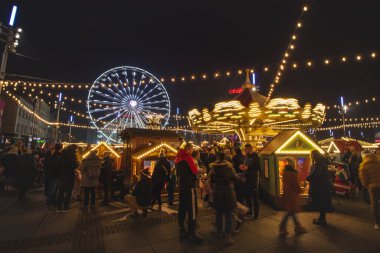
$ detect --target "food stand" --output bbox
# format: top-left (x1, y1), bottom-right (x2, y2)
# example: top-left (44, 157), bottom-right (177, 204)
top-left (259, 130), bottom-right (325, 209)
top-left (82, 142), bottom-right (121, 170)
top-left (326, 139), bottom-right (362, 163)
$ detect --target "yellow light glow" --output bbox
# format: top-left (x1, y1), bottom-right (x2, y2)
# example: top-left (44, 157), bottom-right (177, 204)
top-left (290, 45), bottom-right (295, 50)
top-left (356, 55), bottom-right (362, 61)
top-left (303, 6), bottom-right (308, 11)
top-left (324, 59), bottom-right (330, 64)
top-left (226, 72), bottom-right (231, 76)
top-left (275, 131), bottom-right (325, 155)
top-left (191, 75), bottom-right (196, 80)
top-left (292, 35), bottom-right (296, 40)
top-left (264, 67), bottom-right (269, 72)
top-left (136, 143), bottom-right (177, 160)
top-left (297, 22), bottom-right (302, 28)
top-left (307, 61), bottom-right (312, 66)
top-left (341, 57), bottom-right (347, 62)
top-left (371, 52), bottom-right (376, 58)
top-left (292, 63), bottom-right (297, 68)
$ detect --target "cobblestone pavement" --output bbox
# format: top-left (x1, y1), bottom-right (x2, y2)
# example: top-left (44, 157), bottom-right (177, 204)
top-left (0, 188), bottom-right (379, 253)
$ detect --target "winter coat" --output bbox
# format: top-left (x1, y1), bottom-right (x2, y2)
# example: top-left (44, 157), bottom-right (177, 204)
top-left (209, 160), bottom-right (238, 210)
top-left (1, 152), bottom-right (19, 177)
top-left (306, 157), bottom-right (331, 211)
top-left (244, 152), bottom-right (261, 188)
top-left (59, 149), bottom-right (79, 185)
top-left (152, 157), bottom-right (171, 186)
top-left (16, 154), bottom-right (36, 186)
top-left (359, 154), bottom-right (380, 190)
top-left (282, 165), bottom-right (302, 213)
top-left (133, 176), bottom-right (153, 207)
top-left (99, 156), bottom-right (114, 185)
top-left (46, 152), bottom-right (61, 180)
top-left (176, 149), bottom-right (198, 192)
top-left (232, 154), bottom-right (244, 174)
top-left (80, 153), bottom-right (101, 188)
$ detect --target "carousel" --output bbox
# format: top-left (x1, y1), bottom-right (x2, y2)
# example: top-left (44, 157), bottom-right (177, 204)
top-left (188, 69), bottom-right (326, 145)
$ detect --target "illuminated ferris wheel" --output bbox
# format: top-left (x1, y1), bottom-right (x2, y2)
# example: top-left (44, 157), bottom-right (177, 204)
top-left (87, 66), bottom-right (171, 143)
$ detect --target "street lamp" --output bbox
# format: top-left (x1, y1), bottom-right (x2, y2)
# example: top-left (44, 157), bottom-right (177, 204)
top-left (68, 115), bottom-right (74, 143)
top-left (54, 93), bottom-right (63, 143)
top-left (340, 96), bottom-right (347, 137)
top-left (0, 5), bottom-right (22, 88)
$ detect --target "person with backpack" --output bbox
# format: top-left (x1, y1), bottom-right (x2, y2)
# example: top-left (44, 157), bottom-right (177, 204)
top-left (151, 149), bottom-right (171, 211)
top-left (80, 150), bottom-right (101, 210)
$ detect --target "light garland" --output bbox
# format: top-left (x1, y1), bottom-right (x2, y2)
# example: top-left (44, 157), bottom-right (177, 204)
top-left (325, 96), bottom-right (376, 110)
top-left (316, 121), bottom-right (380, 131)
top-left (266, 2), bottom-right (311, 102)
top-left (135, 143), bottom-right (178, 160)
top-left (82, 142), bottom-right (121, 159)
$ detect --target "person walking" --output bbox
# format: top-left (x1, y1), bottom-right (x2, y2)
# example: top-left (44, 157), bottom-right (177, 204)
top-left (16, 147), bottom-right (36, 200)
top-left (359, 150), bottom-right (380, 230)
top-left (209, 151), bottom-right (238, 246)
top-left (99, 152), bottom-right (114, 205)
top-left (176, 143), bottom-right (203, 244)
top-left (241, 143), bottom-right (261, 219)
top-left (232, 148), bottom-right (245, 204)
top-left (279, 158), bottom-right (307, 236)
top-left (56, 145), bottom-right (79, 212)
top-left (307, 150), bottom-right (331, 225)
top-left (80, 150), bottom-right (102, 211)
top-left (46, 144), bottom-right (62, 206)
top-left (1, 145), bottom-right (19, 191)
top-left (151, 149), bottom-right (171, 211)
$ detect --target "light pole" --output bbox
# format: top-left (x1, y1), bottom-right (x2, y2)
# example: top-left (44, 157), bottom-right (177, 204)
top-left (0, 5), bottom-right (22, 85)
top-left (175, 107), bottom-right (179, 132)
top-left (340, 96), bottom-right (347, 137)
top-left (68, 115), bottom-right (74, 143)
top-left (54, 93), bottom-right (63, 143)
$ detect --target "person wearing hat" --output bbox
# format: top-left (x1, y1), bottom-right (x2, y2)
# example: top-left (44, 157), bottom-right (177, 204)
top-left (240, 143), bottom-right (261, 219)
top-left (151, 149), bottom-right (171, 211)
top-left (45, 143), bottom-right (63, 206)
top-left (125, 168), bottom-right (153, 217)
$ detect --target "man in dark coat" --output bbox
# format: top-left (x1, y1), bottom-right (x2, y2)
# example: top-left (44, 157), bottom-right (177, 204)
top-left (99, 152), bottom-right (114, 205)
top-left (56, 145), bottom-right (79, 212)
top-left (1, 145), bottom-right (19, 191)
top-left (46, 144), bottom-right (62, 205)
top-left (176, 143), bottom-right (203, 244)
top-left (16, 147), bottom-right (36, 200)
top-left (151, 149), bottom-right (171, 210)
top-left (125, 169), bottom-right (153, 217)
top-left (242, 143), bottom-right (261, 219)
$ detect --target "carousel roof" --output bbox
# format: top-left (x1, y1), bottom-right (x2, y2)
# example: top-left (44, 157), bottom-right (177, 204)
top-left (235, 87), bottom-right (267, 107)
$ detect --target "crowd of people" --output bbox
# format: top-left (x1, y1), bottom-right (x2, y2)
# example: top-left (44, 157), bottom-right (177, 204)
top-left (0, 139), bottom-right (379, 247)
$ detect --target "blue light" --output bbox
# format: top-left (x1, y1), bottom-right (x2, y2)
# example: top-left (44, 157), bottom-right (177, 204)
top-left (176, 107), bottom-right (179, 115)
top-left (70, 115), bottom-right (73, 122)
top-left (340, 96), bottom-right (344, 107)
top-left (59, 92), bottom-right (62, 102)
top-left (251, 73), bottom-right (256, 84)
top-left (9, 5), bottom-right (18, 26)
top-left (348, 130), bottom-right (351, 137)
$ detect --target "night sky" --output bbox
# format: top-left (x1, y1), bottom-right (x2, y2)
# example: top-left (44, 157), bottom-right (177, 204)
top-left (1, 0), bottom-right (379, 140)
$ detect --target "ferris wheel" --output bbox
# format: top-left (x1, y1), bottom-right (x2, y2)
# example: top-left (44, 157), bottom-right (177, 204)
top-left (87, 66), bottom-right (171, 143)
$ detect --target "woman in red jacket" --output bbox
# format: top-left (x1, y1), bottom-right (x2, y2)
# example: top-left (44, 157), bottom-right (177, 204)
top-left (279, 158), bottom-right (307, 236)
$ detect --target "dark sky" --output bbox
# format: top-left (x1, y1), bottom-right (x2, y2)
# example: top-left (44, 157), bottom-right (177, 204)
top-left (1, 0), bottom-right (379, 138)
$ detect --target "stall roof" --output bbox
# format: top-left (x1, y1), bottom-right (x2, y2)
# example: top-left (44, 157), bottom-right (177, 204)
top-left (259, 130), bottom-right (324, 155)
top-left (120, 128), bottom-right (183, 141)
top-left (132, 143), bottom-right (178, 159)
top-left (327, 139), bottom-right (362, 153)
top-left (82, 142), bottom-right (120, 158)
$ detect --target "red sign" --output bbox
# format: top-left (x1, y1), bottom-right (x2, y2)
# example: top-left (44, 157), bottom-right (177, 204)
top-left (228, 88), bottom-right (243, 94)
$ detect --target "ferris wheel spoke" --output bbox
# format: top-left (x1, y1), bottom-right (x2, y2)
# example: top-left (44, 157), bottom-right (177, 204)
top-left (142, 106), bottom-right (168, 112)
top-left (95, 107), bottom-right (126, 122)
top-left (88, 107), bottom-right (118, 114)
top-left (103, 86), bottom-right (124, 101)
top-left (92, 100), bottom-right (122, 106)
top-left (140, 100), bottom-right (168, 106)
top-left (138, 91), bottom-right (165, 103)
top-left (93, 90), bottom-right (122, 103)
top-left (136, 84), bottom-right (159, 102)
top-left (135, 82), bottom-right (149, 100)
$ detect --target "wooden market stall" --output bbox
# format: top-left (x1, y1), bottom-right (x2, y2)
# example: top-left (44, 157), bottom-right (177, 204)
top-left (82, 142), bottom-right (121, 170)
top-left (325, 139), bottom-right (362, 162)
top-left (131, 143), bottom-right (178, 176)
top-left (119, 128), bottom-right (183, 176)
top-left (259, 130), bottom-right (325, 208)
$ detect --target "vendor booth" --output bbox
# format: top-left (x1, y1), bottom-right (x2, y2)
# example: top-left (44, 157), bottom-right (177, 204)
top-left (259, 130), bottom-right (325, 208)
top-left (82, 142), bottom-right (121, 170)
top-left (131, 143), bottom-right (177, 176)
top-left (326, 139), bottom-right (362, 162)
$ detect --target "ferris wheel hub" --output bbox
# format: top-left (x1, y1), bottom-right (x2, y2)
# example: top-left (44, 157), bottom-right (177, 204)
top-left (129, 100), bottom-right (137, 108)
